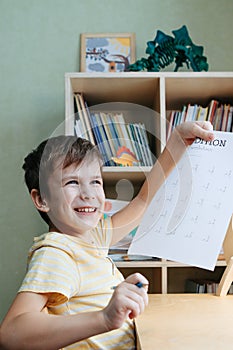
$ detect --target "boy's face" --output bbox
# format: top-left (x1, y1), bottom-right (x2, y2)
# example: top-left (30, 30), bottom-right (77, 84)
top-left (44, 157), bottom-right (105, 238)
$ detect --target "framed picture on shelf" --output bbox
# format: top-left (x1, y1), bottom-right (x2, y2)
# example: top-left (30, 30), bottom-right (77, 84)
top-left (80, 32), bottom-right (135, 73)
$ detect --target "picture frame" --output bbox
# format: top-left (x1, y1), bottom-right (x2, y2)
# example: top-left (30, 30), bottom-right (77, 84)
top-left (80, 32), bottom-right (136, 73)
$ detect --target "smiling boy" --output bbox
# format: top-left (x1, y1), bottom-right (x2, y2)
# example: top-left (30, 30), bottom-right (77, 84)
top-left (0, 121), bottom-right (214, 349)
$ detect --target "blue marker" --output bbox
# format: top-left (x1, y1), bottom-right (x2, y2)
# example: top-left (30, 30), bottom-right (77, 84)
top-left (111, 282), bottom-right (148, 290)
top-left (135, 282), bottom-right (147, 288)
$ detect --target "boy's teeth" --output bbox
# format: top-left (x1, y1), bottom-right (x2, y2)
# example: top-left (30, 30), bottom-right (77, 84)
top-left (77, 208), bottom-right (95, 212)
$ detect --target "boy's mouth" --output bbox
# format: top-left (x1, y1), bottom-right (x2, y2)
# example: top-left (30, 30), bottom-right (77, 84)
top-left (74, 207), bottom-right (97, 213)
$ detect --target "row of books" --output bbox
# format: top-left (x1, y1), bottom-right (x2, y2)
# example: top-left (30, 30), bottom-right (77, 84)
top-left (185, 278), bottom-right (233, 294)
top-left (167, 99), bottom-right (233, 140)
top-left (73, 93), bottom-right (153, 166)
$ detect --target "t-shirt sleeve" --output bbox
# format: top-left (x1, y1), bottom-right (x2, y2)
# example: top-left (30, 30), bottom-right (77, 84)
top-left (18, 246), bottom-right (80, 307)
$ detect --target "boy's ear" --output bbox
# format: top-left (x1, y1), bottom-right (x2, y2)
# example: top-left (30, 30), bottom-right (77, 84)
top-left (30, 189), bottom-right (49, 212)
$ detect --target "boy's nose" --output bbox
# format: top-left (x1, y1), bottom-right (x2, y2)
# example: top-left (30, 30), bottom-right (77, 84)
top-left (80, 186), bottom-right (95, 200)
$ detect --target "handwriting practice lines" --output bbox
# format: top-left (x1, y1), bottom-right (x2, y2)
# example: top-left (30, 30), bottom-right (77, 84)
top-left (128, 132), bottom-right (233, 270)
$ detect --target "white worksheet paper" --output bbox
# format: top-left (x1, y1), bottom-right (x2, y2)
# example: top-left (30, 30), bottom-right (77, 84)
top-left (128, 131), bottom-right (233, 270)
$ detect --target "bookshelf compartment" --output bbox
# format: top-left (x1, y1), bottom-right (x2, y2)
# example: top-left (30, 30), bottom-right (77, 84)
top-left (164, 73), bottom-right (233, 137)
top-left (165, 73), bottom-right (233, 111)
top-left (167, 266), bottom-right (225, 293)
top-left (103, 167), bottom-right (151, 199)
top-left (65, 73), bottom-right (161, 151)
top-left (67, 73), bottom-right (160, 108)
top-left (118, 266), bottom-right (162, 294)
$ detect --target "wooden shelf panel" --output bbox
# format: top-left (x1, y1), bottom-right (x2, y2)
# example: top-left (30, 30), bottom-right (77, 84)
top-left (115, 259), bottom-right (226, 269)
top-left (102, 166), bottom-right (152, 183)
top-left (115, 260), bottom-right (163, 268)
top-left (165, 260), bottom-right (226, 268)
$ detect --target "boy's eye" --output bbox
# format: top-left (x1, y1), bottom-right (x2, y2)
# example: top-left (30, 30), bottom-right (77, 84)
top-left (66, 180), bottom-right (79, 185)
top-left (64, 179), bottom-right (102, 186)
top-left (91, 179), bottom-right (102, 185)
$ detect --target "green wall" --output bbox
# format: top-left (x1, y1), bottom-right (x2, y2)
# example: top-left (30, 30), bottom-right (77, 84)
top-left (0, 0), bottom-right (232, 321)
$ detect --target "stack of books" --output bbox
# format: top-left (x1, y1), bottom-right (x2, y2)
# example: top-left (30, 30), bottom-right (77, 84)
top-left (167, 99), bottom-right (233, 140)
top-left (73, 93), bottom-right (153, 167)
top-left (185, 278), bottom-right (233, 294)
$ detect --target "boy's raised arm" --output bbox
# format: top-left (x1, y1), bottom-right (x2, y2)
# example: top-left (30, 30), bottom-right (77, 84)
top-left (111, 121), bottom-right (214, 245)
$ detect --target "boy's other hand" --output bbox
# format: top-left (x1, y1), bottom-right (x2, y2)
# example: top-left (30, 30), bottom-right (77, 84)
top-left (102, 273), bottom-right (149, 331)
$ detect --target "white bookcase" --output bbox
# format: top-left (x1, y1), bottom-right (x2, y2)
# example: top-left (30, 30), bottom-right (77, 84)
top-left (65, 72), bottom-right (233, 293)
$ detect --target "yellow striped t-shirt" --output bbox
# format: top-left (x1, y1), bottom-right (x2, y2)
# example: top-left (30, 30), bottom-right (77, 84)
top-left (19, 216), bottom-right (135, 349)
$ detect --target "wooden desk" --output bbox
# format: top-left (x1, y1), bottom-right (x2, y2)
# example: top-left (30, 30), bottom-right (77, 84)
top-left (135, 294), bottom-right (233, 350)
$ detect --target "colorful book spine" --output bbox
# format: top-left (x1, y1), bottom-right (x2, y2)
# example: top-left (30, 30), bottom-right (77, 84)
top-left (168, 99), bottom-right (233, 134)
top-left (73, 94), bottom-right (154, 167)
